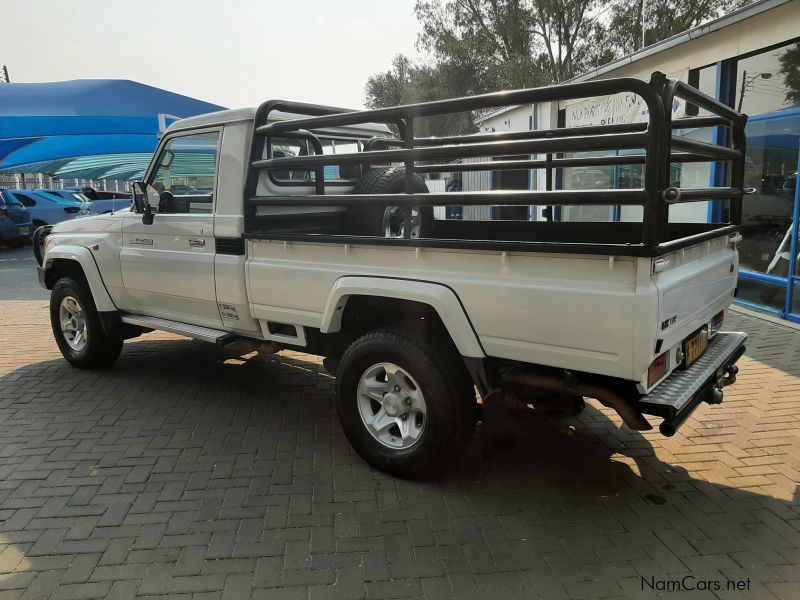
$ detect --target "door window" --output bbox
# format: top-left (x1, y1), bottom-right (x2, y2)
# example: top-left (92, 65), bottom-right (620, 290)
top-left (150, 131), bottom-right (220, 214)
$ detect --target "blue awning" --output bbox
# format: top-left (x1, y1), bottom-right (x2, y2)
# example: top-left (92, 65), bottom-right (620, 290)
top-left (0, 79), bottom-right (225, 179)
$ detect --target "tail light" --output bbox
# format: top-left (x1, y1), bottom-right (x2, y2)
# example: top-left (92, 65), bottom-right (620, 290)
top-left (0, 208), bottom-right (7, 217)
top-left (647, 352), bottom-right (669, 388)
top-left (710, 310), bottom-right (724, 335)
top-left (63, 206), bottom-right (80, 214)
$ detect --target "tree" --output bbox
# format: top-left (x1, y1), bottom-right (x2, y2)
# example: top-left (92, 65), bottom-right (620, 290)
top-left (414, 0), bottom-right (599, 87)
top-left (605, 0), bottom-right (751, 55)
top-left (365, 54), bottom-right (479, 135)
top-left (364, 55), bottom-right (415, 109)
top-left (364, 0), bottom-right (752, 135)
top-left (778, 43), bottom-right (800, 107)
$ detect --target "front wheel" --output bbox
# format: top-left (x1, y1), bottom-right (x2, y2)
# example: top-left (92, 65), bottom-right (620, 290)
top-left (50, 277), bottom-right (123, 369)
top-left (336, 329), bottom-right (476, 478)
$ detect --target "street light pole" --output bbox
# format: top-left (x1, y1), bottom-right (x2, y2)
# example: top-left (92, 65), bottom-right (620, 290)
top-left (737, 70), bottom-right (749, 113)
top-left (737, 70), bottom-right (772, 112)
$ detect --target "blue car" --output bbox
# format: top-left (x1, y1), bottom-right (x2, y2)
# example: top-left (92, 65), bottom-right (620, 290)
top-left (3, 189), bottom-right (91, 228)
top-left (0, 190), bottom-right (33, 248)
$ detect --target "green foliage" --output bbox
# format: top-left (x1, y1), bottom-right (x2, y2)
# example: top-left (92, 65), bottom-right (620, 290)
top-left (364, 0), bottom-right (750, 134)
top-left (779, 43), bottom-right (800, 106)
top-left (604, 0), bottom-right (751, 56)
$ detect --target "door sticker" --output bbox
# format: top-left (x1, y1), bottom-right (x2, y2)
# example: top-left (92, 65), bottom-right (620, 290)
top-left (218, 303), bottom-right (239, 320)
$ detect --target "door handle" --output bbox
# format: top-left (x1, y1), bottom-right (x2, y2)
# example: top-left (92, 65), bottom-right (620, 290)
top-left (188, 238), bottom-right (206, 248)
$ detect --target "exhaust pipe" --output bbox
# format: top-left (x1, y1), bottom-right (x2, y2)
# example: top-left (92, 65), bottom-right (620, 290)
top-left (503, 366), bottom-right (652, 431)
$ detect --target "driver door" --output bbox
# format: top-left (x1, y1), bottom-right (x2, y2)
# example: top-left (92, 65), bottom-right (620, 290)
top-left (120, 129), bottom-right (222, 328)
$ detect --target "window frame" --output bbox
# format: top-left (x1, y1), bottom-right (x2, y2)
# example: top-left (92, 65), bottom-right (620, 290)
top-left (13, 193), bottom-right (37, 207)
top-left (266, 133), bottom-right (366, 188)
top-left (144, 126), bottom-right (222, 216)
top-left (730, 36), bottom-right (800, 114)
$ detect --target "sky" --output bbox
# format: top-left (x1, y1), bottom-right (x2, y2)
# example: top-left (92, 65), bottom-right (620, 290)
top-left (2, 0), bottom-right (422, 110)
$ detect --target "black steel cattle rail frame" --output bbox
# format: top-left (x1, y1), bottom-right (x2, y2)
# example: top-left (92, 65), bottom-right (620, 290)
top-left (242, 71), bottom-right (747, 257)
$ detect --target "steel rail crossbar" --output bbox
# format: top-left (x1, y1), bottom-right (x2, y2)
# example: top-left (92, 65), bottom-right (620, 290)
top-left (242, 71), bottom-right (747, 256)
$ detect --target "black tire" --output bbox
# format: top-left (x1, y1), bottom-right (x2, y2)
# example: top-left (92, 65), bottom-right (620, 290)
top-left (336, 329), bottom-right (476, 478)
top-left (347, 167), bottom-right (433, 238)
top-left (32, 225), bottom-right (52, 266)
top-left (50, 277), bottom-right (123, 369)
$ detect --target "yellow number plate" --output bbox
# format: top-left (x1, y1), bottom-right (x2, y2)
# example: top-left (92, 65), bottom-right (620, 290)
top-left (684, 329), bottom-right (709, 368)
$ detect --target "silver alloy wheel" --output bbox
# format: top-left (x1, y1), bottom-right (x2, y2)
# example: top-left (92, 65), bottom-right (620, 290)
top-left (59, 295), bottom-right (87, 351)
top-left (356, 362), bottom-right (427, 449)
top-left (383, 206), bottom-right (423, 238)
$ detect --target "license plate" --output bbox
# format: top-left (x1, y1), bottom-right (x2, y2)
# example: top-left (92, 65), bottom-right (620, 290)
top-left (17, 226), bottom-right (30, 234)
top-left (683, 328), bottom-right (709, 368)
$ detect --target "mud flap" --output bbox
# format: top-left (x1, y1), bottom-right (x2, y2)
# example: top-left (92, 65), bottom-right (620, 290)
top-left (480, 390), bottom-right (522, 456)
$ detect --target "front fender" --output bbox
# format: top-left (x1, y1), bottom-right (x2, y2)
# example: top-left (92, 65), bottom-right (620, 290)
top-left (43, 245), bottom-right (117, 313)
top-left (320, 276), bottom-right (485, 358)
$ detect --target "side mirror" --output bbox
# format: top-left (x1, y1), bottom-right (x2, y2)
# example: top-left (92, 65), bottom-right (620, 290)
top-left (132, 182), bottom-right (159, 225)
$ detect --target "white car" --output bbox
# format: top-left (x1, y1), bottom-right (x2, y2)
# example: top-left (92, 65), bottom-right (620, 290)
top-left (37, 73), bottom-right (747, 477)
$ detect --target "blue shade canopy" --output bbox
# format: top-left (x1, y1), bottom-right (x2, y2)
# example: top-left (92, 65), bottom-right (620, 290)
top-left (0, 79), bottom-right (225, 179)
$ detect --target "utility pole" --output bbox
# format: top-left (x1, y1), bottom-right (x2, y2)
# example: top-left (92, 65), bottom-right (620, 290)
top-left (640, 0), bottom-right (646, 49)
top-left (737, 70), bottom-right (772, 112)
top-left (737, 70), bottom-right (748, 112)
top-left (1, 65), bottom-right (9, 83)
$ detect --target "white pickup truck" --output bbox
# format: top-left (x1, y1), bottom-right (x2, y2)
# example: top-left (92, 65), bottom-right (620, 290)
top-left (37, 73), bottom-right (747, 478)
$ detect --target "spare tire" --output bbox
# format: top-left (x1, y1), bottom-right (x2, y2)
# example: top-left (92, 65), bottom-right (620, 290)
top-left (347, 167), bottom-right (433, 238)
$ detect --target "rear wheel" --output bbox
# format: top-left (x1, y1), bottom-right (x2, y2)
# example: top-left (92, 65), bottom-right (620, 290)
top-left (336, 329), bottom-right (475, 478)
top-left (50, 277), bottom-right (123, 369)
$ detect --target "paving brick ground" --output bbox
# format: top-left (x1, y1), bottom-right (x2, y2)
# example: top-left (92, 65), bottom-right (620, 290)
top-left (0, 256), bottom-right (798, 598)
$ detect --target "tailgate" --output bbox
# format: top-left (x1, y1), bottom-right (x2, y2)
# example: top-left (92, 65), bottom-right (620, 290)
top-left (653, 234), bottom-right (737, 354)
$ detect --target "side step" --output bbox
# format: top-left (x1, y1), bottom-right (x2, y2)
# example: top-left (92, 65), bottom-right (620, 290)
top-left (121, 314), bottom-right (235, 345)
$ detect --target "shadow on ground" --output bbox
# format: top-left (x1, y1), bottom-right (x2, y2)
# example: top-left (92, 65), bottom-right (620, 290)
top-left (0, 336), bottom-right (797, 599)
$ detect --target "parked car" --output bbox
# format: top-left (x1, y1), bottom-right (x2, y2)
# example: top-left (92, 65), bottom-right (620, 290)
top-left (37, 189), bottom-right (93, 205)
top-left (3, 189), bottom-right (91, 228)
top-left (63, 187), bottom-right (132, 214)
top-left (0, 190), bottom-right (33, 248)
top-left (37, 74), bottom-right (747, 478)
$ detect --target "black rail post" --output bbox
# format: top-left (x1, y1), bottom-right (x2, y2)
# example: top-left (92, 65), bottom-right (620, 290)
top-left (545, 153), bottom-right (553, 222)
top-left (403, 118), bottom-right (415, 238)
top-left (642, 73), bottom-right (669, 246)
top-left (729, 114), bottom-right (747, 225)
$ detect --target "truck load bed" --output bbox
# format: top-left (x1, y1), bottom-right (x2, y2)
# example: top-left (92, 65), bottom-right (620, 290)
top-left (241, 72), bottom-right (746, 258)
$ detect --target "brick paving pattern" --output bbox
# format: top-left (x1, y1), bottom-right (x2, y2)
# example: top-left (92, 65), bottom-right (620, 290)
top-left (0, 296), bottom-right (798, 599)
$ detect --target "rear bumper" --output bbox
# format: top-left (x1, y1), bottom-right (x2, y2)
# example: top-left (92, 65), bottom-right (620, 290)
top-left (0, 219), bottom-right (32, 242)
top-left (637, 331), bottom-right (747, 436)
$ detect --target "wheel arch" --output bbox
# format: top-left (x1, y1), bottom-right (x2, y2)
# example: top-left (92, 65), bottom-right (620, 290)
top-left (43, 247), bottom-right (117, 313)
top-left (320, 276), bottom-right (484, 358)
